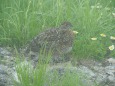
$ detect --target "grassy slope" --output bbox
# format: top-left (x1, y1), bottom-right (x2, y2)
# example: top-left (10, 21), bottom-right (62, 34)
top-left (0, 0), bottom-right (115, 59)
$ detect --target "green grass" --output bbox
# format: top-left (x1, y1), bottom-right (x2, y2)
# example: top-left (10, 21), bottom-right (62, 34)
top-left (14, 54), bottom-right (96, 86)
top-left (13, 49), bottom-right (51, 86)
top-left (0, 0), bottom-right (115, 59)
top-left (1, 0), bottom-right (114, 85)
top-left (14, 62), bottom-right (47, 86)
top-left (45, 70), bottom-right (87, 86)
top-left (13, 50), bottom-right (88, 86)
top-left (14, 64), bottom-right (84, 86)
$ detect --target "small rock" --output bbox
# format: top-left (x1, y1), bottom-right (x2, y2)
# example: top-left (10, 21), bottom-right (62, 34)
top-left (106, 58), bottom-right (115, 65)
top-left (0, 47), bottom-right (11, 56)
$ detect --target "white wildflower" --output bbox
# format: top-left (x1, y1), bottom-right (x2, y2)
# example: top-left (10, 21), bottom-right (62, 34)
top-left (100, 34), bottom-right (106, 37)
top-left (91, 38), bottom-right (97, 40)
top-left (110, 36), bottom-right (115, 40)
top-left (109, 45), bottom-right (114, 51)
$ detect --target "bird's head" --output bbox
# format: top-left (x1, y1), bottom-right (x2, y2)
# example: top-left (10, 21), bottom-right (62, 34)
top-left (60, 22), bottom-right (73, 29)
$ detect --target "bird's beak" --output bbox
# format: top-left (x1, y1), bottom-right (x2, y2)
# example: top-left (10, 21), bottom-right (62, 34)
top-left (73, 31), bottom-right (78, 34)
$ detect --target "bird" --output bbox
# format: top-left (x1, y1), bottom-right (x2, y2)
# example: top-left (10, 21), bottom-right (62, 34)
top-left (25, 22), bottom-right (78, 62)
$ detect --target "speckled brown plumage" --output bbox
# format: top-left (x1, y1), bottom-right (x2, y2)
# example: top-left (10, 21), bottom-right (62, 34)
top-left (25, 22), bottom-right (77, 60)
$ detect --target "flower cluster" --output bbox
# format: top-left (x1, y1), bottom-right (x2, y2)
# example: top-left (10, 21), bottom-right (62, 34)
top-left (91, 33), bottom-right (115, 51)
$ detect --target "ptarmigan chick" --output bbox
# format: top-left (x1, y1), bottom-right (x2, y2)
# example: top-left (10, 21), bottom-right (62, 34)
top-left (25, 22), bottom-right (78, 62)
